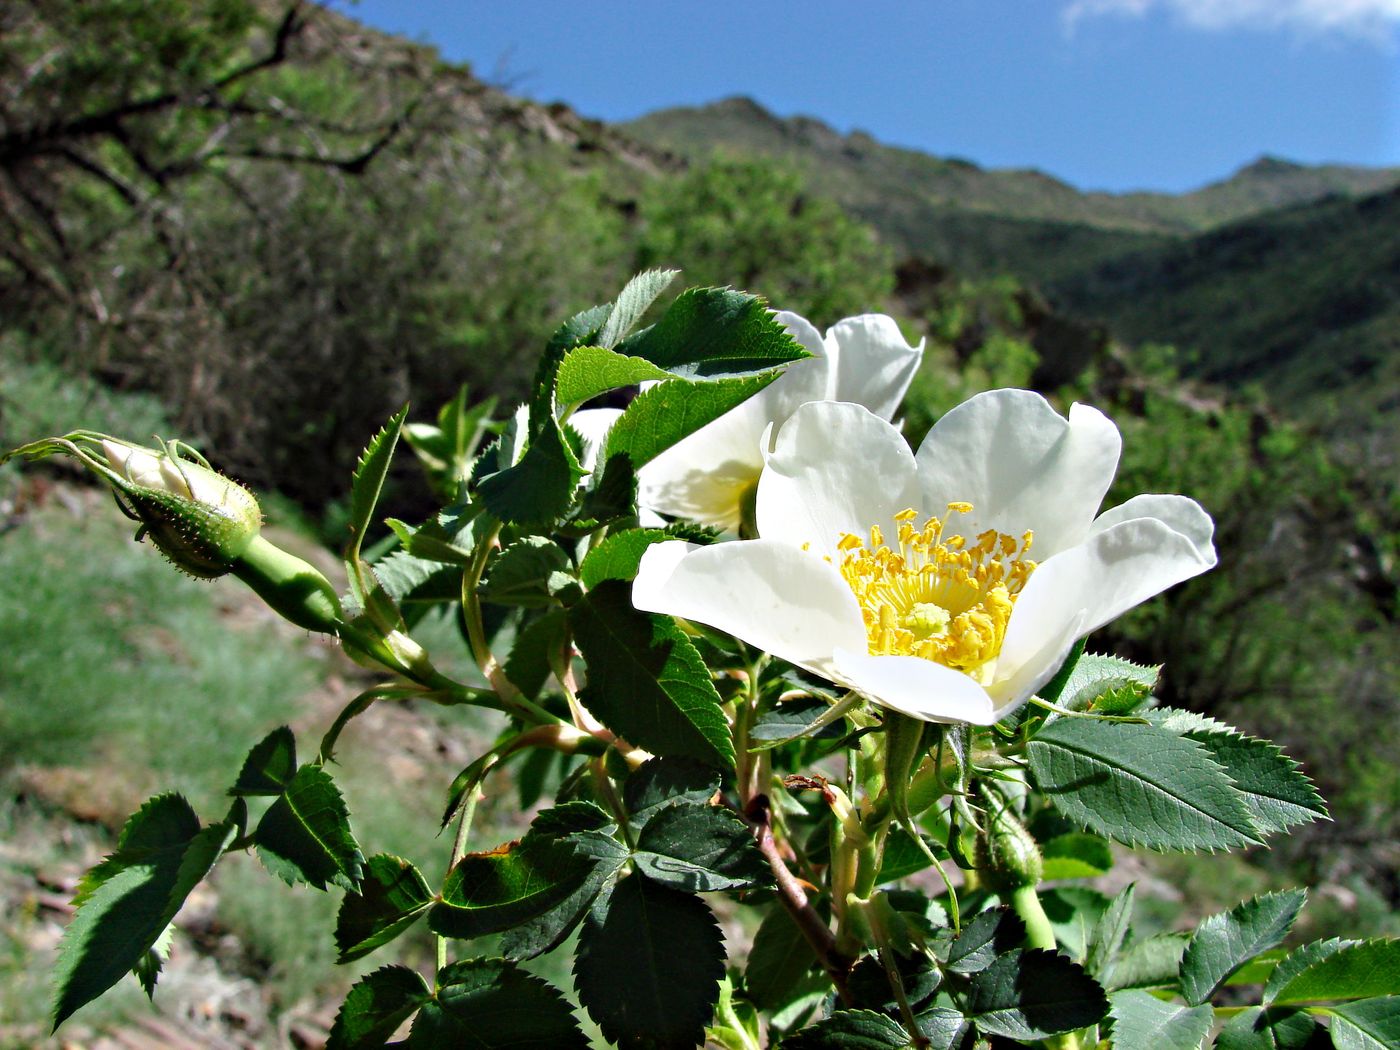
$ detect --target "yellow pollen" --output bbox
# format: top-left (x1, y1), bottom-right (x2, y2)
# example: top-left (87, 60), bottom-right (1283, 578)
top-left (836, 503), bottom-right (1036, 683)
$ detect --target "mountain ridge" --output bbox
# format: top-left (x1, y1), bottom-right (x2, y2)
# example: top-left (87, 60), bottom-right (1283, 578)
top-left (623, 95), bottom-right (1400, 238)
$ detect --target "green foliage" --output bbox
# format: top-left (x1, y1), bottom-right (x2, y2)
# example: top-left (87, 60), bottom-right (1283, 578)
top-left (779, 1009), bottom-right (912, 1049)
top-left (1108, 990), bottom-right (1214, 1050)
top-left (574, 874), bottom-right (727, 1050)
top-left (253, 764), bottom-right (365, 891)
top-left (429, 831), bottom-right (590, 940)
top-left (1179, 890), bottom-right (1307, 1005)
top-left (334, 855), bottom-right (433, 963)
top-left (746, 906), bottom-right (821, 1011)
top-left (1147, 711), bottom-right (1328, 835)
top-left (636, 159), bottom-right (896, 324)
top-left (1027, 718), bottom-right (1263, 852)
top-left (411, 960), bottom-right (588, 1048)
top-left (347, 405), bottom-right (410, 575)
top-left (569, 581), bottom-right (735, 769)
top-left (964, 950), bottom-right (1107, 1040)
top-left (231, 726), bottom-right (298, 796)
top-left (1328, 998), bottom-right (1400, 1050)
top-left (328, 965), bottom-right (431, 1050)
top-left (51, 794), bottom-right (235, 1027)
top-left (1266, 939), bottom-right (1400, 1005)
top-left (1217, 1006), bottom-right (1325, 1050)
top-left (632, 802), bottom-right (770, 892)
top-left (10, 274), bottom-right (1384, 1048)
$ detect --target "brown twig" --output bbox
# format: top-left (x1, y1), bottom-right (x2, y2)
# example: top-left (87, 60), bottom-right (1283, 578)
top-left (747, 794), bottom-right (855, 1005)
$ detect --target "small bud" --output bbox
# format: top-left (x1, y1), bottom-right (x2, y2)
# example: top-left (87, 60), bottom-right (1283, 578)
top-left (974, 790), bottom-right (1043, 893)
top-left (5, 432), bottom-right (262, 579)
top-left (98, 438), bottom-right (262, 578)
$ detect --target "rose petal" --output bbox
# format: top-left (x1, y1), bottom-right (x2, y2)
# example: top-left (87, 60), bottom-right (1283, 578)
top-left (914, 389), bottom-right (1122, 557)
top-left (824, 314), bottom-right (924, 419)
top-left (832, 649), bottom-right (997, 724)
top-left (999, 515), bottom-right (1216, 681)
top-left (1091, 493), bottom-right (1216, 560)
top-left (986, 611), bottom-right (1086, 720)
top-left (632, 539), bottom-right (867, 675)
top-left (756, 401), bottom-right (921, 559)
top-left (637, 314), bottom-right (832, 527)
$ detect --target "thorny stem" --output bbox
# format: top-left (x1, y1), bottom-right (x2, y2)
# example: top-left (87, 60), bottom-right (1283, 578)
top-left (747, 795), bottom-right (854, 1005)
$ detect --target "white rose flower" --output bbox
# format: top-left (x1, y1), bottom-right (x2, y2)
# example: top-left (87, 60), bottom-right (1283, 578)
top-left (632, 391), bottom-right (1216, 724)
top-left (637, 311), bottom-right (923, 531)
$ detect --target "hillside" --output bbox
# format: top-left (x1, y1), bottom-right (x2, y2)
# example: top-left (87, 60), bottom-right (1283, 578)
top-left (1052, 186), bottom-right (1400, 400)
top-left (624, 97), bottom-right (1400, 443)
top-left (624, 96), bottom-right (1400, 235)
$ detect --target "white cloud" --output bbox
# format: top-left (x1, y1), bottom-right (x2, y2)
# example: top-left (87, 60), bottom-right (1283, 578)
top-left (1064, 0), bottom-right (1400, 39)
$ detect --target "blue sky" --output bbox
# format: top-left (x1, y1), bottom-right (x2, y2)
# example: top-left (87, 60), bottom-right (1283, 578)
top-left (345, 0), bottom-right (1399, 193)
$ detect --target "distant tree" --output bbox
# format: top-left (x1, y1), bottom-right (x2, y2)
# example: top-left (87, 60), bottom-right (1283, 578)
top-left (635, 158), bottom-right (895, 324)
top-left (0, 1), bottom-right (634, 506)
top-left (0, 0), bottom-right (433, 343)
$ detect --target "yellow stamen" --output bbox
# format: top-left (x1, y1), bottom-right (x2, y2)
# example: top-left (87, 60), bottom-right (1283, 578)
top-left (837, 502), bottom-right (1035, 683)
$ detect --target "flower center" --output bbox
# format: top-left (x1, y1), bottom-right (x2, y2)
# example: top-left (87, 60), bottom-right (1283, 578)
top-left (836, 503), bottom-right (1035, 683)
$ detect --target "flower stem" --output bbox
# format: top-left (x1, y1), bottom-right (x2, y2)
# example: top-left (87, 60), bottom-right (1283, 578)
top-left (436, 775), bottom-right (483, 981)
